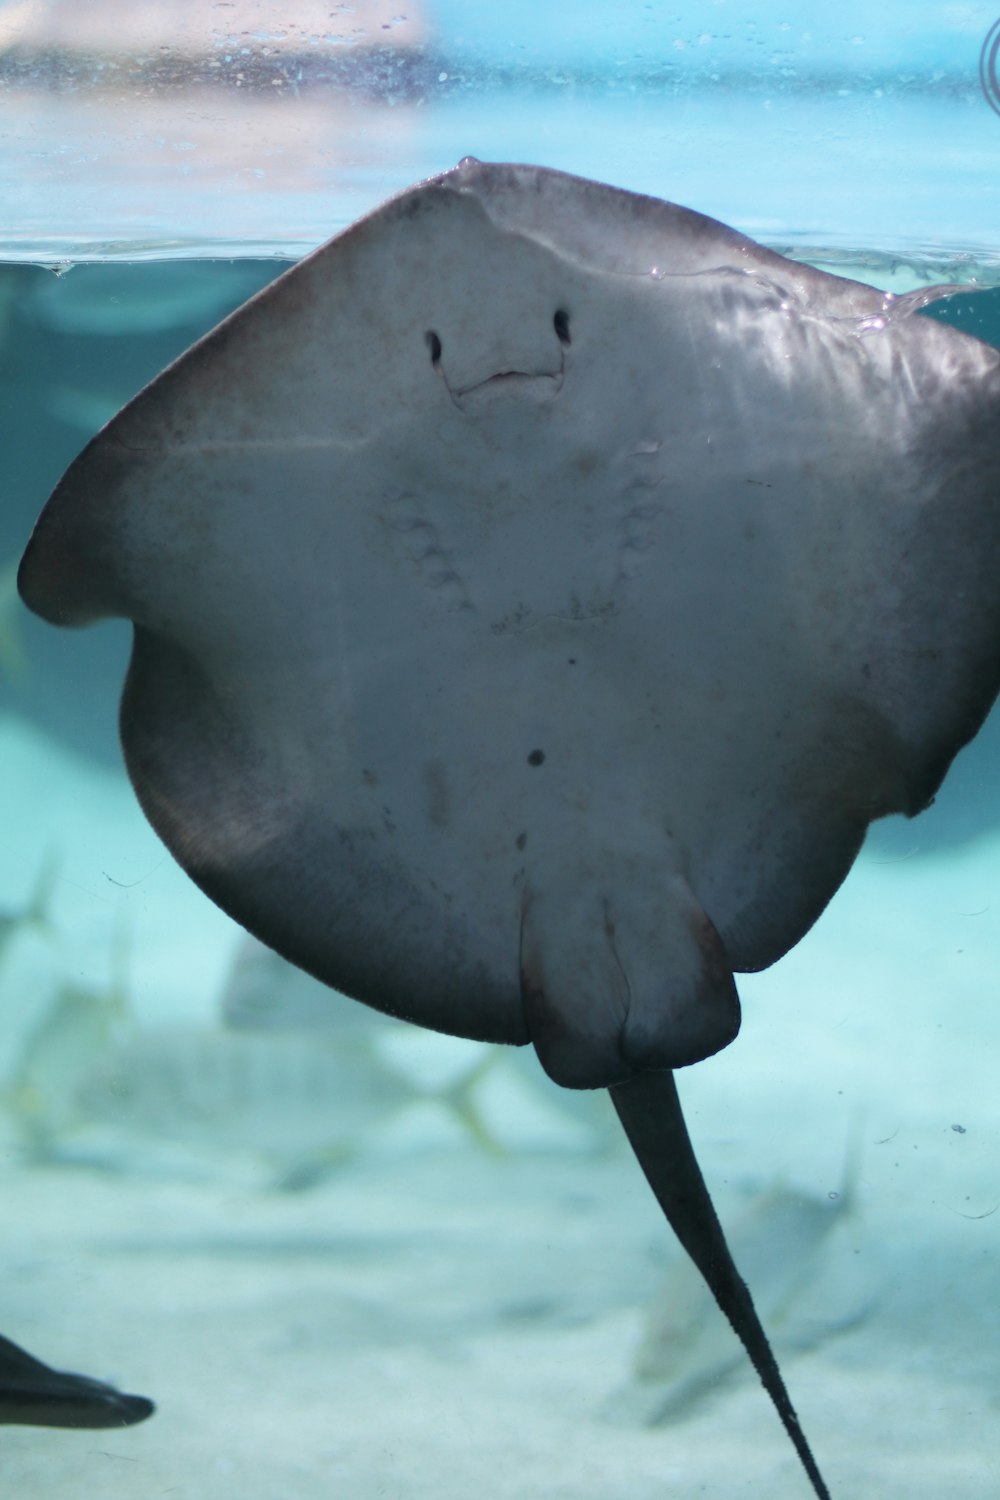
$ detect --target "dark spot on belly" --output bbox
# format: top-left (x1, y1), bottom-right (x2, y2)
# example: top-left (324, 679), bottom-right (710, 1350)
top-left (527, 749), bottom-right (545, 767)
top-left (516, 832), bottom-right (527, 850)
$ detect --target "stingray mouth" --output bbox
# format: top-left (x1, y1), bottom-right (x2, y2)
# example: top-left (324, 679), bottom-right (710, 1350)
top-left (426, 310), bottom-right (569, 410)
top-left (454, 368), bottom-right (564, 404)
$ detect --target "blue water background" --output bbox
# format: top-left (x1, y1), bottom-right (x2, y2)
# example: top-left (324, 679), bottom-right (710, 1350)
top-left (1, 5), bottom-right (999, 1497)
top-left (1, 0), bottom-right (998, 259)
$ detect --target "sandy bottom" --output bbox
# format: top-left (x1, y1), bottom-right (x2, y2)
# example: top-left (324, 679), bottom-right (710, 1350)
top-left (0, 714), bottom-right (999, 1499)
top-left (1, 1145), bottom-right (998, 1500)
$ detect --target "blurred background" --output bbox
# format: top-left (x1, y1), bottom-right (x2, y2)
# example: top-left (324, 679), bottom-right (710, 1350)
top-left (1, 0), bottom-right (998, 262)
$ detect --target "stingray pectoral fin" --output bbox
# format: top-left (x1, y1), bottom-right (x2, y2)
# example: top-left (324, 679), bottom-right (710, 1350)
top-left (0, 1333), bottom-right (155, 1430)
top-left (520, 865), bottom-right (740, 1088)
top-left (611, 1071), bottom-right (831, 1500)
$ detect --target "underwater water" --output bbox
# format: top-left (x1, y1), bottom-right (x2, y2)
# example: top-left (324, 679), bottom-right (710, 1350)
top-left (2, 241), bottom-right (1000, 1500)
top-left (3, 0), bottom-right (1000, 1459)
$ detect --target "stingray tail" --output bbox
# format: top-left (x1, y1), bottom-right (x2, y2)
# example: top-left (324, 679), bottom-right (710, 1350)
top-left (610, 1069), bottom-right (832, 1500)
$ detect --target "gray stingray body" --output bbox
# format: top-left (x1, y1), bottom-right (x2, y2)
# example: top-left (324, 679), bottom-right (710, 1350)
top-left (18, 160), bottom-right (1000, 1497)
top-left (0, 1331), bottom-right (153, 1428)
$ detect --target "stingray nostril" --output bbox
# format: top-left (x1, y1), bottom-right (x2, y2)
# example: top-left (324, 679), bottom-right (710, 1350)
top-left (553, 309), bottom-right (571, 345)
top-left (425, 330), bottom-right (442, 366)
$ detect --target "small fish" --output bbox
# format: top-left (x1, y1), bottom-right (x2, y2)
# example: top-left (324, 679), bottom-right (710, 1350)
top-left (0, 855), bottom-right (55, 966)
top-left (222, 936), bottom-right (616, 1154)
top-left (0, 1331), bottom-right (153, 1428)
top-left (3, 916), bottom-right (130, 1156)
top-left (73, 1019), bottom-right (502, 1187)
top-left (221, 934), bottom-right (396, 1032)
top-left (613, 1144), bottom-right (874, 1426)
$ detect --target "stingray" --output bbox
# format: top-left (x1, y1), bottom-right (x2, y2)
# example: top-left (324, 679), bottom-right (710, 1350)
top-left (17, 159), bottom-right (1000, 1497)
top-left (0, 1331), bottom-right (153, 1428)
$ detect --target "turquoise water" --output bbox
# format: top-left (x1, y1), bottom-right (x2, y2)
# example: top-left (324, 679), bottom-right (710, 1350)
top-left (2, 240), bottom-right (1000, 1500)
top-left (3, 7), bottom-right (1000, 1492)
top-left (4, 2), bottom-right (1000, 261)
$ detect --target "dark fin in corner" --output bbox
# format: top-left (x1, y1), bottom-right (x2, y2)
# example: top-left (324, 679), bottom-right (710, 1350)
top-left (610, 1070), bottom-right (832, 1500)
top-left (0, 1332), bottom-right (154, 1429)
